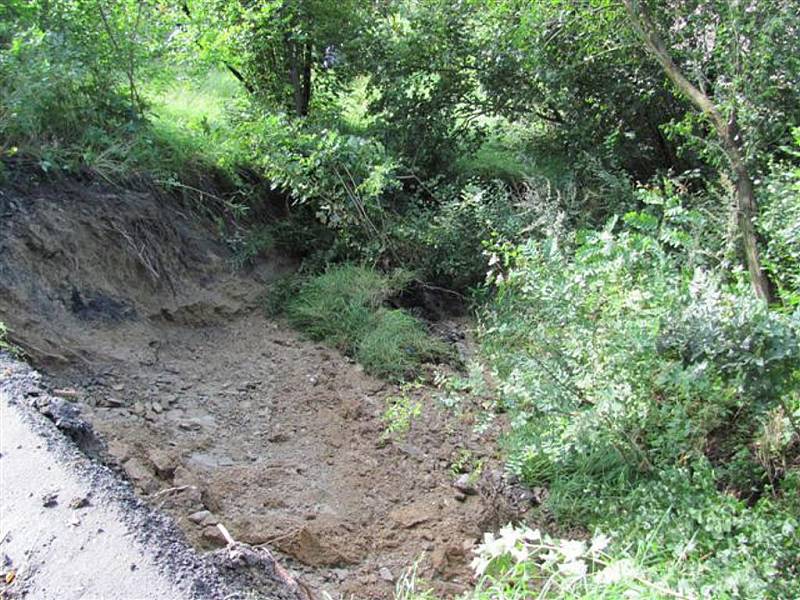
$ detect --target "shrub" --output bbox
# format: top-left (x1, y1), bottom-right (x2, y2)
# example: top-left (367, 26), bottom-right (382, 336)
top-left (759, 129), bottom-right (800, 306)
top-left (479, 211), bottom-right (800, 597)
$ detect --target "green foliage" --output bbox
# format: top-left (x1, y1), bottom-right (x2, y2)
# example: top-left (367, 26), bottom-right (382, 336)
top-left (184, 0), bottom-right (368, 117)
top-left (391, 181), bottom-right (526, 289)
top-left (240, 112), bottom-right (399, 260)
top-left (359, 0), bottom-right (485, 176)
top-left (760, 130), bottom-right (800, 306)
top-left (480, 211), bottom-right (800, 597)
top-left (381, 387), bottom-right (422, 441)
top-left (286, 264), bottom-right (390, 350)
top-left (358, 310), bottom-right (447, 380)
top-left (263, 273), bottom-right (305, 318)
top-left (227, 225), bottom-right (274, 270)
top-left (285, 265), bottom-right (444, 379)
top-left (0, 322), bottom-right (21, 358)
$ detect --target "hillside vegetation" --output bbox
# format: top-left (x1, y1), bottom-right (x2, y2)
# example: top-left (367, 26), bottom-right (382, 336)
top-left (2, 0), bottom-right (799, 598)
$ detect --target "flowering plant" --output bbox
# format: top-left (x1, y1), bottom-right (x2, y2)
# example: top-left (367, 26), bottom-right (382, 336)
top-left (471, 524), bottom-right (688, 599)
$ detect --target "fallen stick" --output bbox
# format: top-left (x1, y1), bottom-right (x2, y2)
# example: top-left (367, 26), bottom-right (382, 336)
top-left (217, 523), bottom-right (236, 546)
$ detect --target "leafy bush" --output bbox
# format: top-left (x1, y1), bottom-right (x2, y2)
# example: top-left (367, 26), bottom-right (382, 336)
top-left (760, 129), bottom-right (800, 306)
top-left (479, 212), bottom-right (800, 597)
top-left (391, 181), bottom-right (526, 290)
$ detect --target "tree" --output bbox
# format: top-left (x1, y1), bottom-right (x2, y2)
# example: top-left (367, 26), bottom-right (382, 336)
top-left (186, 0), bottom-right (366, 117)
top-left (621, 0), bottom-right (781, 302)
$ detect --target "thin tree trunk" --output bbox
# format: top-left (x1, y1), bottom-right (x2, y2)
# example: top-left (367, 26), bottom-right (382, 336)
top-left (622, 0), bottom-right (773, 302)
top-left (300, 41), bottom-right (312, 117)
top-left (286, 38), bottom-right (304, 117)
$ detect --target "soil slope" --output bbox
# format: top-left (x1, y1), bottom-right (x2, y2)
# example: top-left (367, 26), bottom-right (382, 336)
top-left (0, 179), bottom-right (523, 598)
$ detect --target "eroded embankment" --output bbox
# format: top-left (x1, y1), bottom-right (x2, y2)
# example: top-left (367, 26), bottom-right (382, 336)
top-left (1, 356), bottom-right (307, 600)
top-left (0, 179), bottom-right (528, 598)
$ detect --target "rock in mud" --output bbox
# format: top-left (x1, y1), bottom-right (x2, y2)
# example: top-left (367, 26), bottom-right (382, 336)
top-left (454, 474), bottom-right (477, 495)
top-left (123, 457), bottom-right (157, 492)
top-left (146, 449), bottom-right (177, 477)
top-left (202, 525), bottom-right (228, 547)
top-left (188, 510), bottom-right (218, 527)
top-left (101, 397), bottom-right (124, 408)
top-left (379, 567), bottom-right (394, 582)
top-left (389, 499), bottom-right (439, 529)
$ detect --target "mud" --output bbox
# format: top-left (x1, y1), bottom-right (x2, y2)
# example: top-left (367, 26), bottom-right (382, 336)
top-left (0, 179), bottom-right (526, 598)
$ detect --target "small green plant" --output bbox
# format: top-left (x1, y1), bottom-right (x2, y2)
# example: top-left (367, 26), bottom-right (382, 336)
top-left (394, 558), bottom-right (437, 600)
top-left (0, 322), bottom-right (21, 358)
top-left (228, 226), bottom-right (275, 270)
top-left (450, 448), bottom-right (476, 476)
top-left (381, 390), bottom-right (422, 442)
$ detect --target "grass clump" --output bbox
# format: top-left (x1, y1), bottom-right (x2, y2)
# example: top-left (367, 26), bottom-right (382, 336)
top-left (285, 264), bottom-right (445, 379)
top-left (358, 310), bottom-right (447, 380)
top-left (286, 264), bottom-right (389, 351)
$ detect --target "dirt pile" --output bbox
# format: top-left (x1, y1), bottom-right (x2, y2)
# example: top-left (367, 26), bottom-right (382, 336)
top-left (0, 179), bottom-right (528, 598)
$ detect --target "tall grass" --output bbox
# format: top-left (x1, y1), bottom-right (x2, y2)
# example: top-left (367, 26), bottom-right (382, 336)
top-left (284, 265), bottom-right (447, 379)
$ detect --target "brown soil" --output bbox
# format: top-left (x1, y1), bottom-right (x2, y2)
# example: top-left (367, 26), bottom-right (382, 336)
top-left (0, 179), bottom-right (525, 599)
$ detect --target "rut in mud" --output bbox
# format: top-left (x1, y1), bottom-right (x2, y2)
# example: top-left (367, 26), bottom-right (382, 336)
top-left (0, 180), bottom-right (529, 599)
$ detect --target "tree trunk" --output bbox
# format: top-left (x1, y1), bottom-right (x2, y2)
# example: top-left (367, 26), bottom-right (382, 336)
top-left (622, 0), bottom-right (773, 302)
top-left (300, 41), bottom-right (312, 117)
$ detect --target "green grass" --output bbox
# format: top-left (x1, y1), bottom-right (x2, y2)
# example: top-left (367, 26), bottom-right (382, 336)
top-left (358, 309), bottom-right (447, 380)
top-left (286, 264), bottom-right (390, 350)
top-left (145, 68), bottom-right (248, 176)
top-left (284, 264), bottom-right (446, 379)
top-left (148, 69), bottom-right (242, 140)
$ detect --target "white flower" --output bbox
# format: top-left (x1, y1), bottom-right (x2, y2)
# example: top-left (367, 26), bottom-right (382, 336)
top-left (558, 539), bottom-right (587, 562)
top-left (558, 560), bottom-right (588, 578)
top-left (497, 523), bottom-right (524, 553)
top-left (509, 544), bottom-right (530, 563)
top-left (589, 533), bottom-right (611, 554)
top-left (523, 527), bottom-right (542, 542)
top-left (471, 555), bottom-right (491, 577)
top-left (595, 559), bottom-right (636, 585)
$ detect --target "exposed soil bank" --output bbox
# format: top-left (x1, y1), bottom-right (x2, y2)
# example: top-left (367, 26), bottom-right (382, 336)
top-left (0, 179), bottom-right (528, 598)
top-left (0, 356), bottom-right (305, 600)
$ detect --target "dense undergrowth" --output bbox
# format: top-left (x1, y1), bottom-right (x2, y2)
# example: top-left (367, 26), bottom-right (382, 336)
top-left (474, 213), bottom-right (800, 598)
top-left (2, 0), bottom-right (799, 598)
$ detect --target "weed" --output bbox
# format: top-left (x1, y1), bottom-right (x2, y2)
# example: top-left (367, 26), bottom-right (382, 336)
top-left (228, 226), bottom-right (274, 270)
top-left (286, 264), bottom-right (389, 351)
top-left (0, 322), bottom-right (21, 358)
top-left (381, 388), bottom-right (422, 442)
top-left (286, 265), bottom-right (446, 378)
top-left (263, 273), bottom-right (305, 318)
top-left (449, 448), bottom-right (476, 475)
